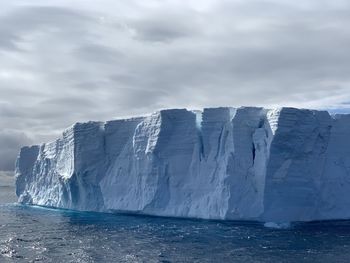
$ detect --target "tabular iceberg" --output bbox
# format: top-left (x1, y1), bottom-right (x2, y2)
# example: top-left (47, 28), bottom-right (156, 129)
top-left (15, 107), bottom-right (350, 222)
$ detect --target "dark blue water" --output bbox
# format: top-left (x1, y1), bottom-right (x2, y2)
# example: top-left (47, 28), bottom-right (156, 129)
top-left (1, 204), bottom-right (350, 262)
top-left (1, 174), bottom-right (350, 262)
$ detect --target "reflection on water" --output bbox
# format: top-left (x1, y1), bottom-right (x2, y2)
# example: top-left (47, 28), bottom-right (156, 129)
top-left (1, 204), bottom-right (350, 262)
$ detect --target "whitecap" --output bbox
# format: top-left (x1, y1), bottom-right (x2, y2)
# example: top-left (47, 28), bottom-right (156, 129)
top-left (263, 222), bottom-right (291, 229)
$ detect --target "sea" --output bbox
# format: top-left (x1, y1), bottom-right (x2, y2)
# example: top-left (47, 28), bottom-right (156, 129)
top-left (1, 173), bottom-right (350, 262)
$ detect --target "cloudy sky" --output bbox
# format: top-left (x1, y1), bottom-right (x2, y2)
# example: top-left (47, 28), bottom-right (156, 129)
top-left (1, 0), bottom-right (350, 172)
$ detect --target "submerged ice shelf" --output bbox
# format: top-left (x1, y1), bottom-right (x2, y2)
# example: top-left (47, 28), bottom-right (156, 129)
top-left (15, 107), bottom-right (350, 222)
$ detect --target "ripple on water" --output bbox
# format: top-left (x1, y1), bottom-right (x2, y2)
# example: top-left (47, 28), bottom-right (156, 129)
top-left (1, 205), bottom-right (350, 262)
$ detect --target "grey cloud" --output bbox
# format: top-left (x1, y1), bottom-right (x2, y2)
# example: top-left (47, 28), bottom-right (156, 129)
top-left (0, 6), bottom-right (93, 34)
top-left (0, 171), bottom-right (14, 180)
top-left (1, 1), bottom-right (350, 171)
top-left (72, 44), bottom-right (124, 64)
top-left (0, 6), bottom-right (93, 52)
top-left (129, 13), bottom-right (199, 43)
top-left (107, 85), bottom-right (169, 109)
top-left (0, 130), bottom-right (32, 171)
top-left (39, 97), bottom-right (97, 108)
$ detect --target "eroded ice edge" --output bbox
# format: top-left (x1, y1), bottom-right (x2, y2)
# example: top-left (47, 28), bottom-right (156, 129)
top-left (15, 107), bottom-right (350, 223)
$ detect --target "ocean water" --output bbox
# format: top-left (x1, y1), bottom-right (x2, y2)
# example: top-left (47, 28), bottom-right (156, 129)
top-left (1, 175), bottom-right (350, 262)
top-left (0, 172), bottom-right (16, 204)
top-left (2, 206), bottom-right (350, 263)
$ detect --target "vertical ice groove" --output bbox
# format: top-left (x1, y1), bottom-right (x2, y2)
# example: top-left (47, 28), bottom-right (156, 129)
top-left (225, 107), bottom-right (270, 219)
top-left (191, 110), bottom-right (203, 131)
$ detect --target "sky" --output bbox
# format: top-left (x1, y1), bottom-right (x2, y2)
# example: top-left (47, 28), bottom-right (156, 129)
top-left (1, 0), bottom-right (350, 172)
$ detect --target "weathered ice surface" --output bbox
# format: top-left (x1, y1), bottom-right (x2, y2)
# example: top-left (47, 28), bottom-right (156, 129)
top-left (15, 107), bottom-right (350, 222)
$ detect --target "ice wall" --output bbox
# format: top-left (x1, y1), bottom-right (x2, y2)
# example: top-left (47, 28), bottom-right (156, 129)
top-left (15, 107), bottom-right (350, 222)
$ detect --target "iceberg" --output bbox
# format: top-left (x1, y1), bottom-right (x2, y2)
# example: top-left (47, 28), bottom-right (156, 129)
top-left (15, 107), bottom-right (350, 222)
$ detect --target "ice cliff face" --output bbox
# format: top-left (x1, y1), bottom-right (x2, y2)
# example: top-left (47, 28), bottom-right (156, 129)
top-left (15, 107), bottom-right (350, 222)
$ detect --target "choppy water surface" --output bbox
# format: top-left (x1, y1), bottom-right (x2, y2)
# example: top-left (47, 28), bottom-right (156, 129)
top-left (0, 204), bottom-right (350, 262)
top-left (1, 175), bottom-right (350, 262)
